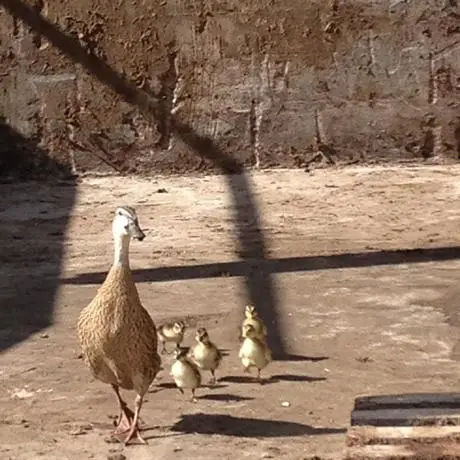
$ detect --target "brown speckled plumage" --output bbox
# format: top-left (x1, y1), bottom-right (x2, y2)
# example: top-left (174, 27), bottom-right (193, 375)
top-left (77, 266), bottom-right (161, 393)
top-left (76, 206), bottom-right (161, 445)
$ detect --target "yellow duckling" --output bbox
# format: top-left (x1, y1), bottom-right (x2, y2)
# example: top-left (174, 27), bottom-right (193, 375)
top-left (190, 327), bottom-right (222, 384)
top-left (241, 305), bottom-right (267, 341)
top-left (239, 323), bottom-right (272, 383)
top-left (157, 320), bottom-right (186, 354)
top-left (170, 346), bottom-right (202, 402)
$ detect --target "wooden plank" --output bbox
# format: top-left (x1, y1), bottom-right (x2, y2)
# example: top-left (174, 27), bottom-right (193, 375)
top-left (346, 443), bottom-right (460, 460)
top-left (351, 407), bottom-right (460, 426)
top-left (354, 393), bottom-right (460, 411)
top-left (347, 425), bottom-right (460, 447)
top-left (346, 445), bottom-right (418, 460)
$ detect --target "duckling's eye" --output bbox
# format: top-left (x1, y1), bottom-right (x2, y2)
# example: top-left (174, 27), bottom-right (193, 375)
top-left (124, 224), bottom-right (129, 230)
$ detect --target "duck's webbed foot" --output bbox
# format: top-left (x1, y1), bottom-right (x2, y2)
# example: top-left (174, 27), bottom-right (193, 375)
top-left (122, 394), bottom-right (147, 445)
top-left (111, 384), bottom-right (134, 436)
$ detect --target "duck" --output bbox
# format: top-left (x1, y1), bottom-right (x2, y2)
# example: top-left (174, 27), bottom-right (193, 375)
top-left (241, 305), bottom-right (267, 341)
top-left (238, 323), bottom-right (272, 383)
top-left (77, 206), bottom-right (161, 445)
top-left (190, 327), bottom-right (222, 384)
top-left (157, 320), bottom-right (186, 354)
top-left (171, 346), bottom-right (201, 402)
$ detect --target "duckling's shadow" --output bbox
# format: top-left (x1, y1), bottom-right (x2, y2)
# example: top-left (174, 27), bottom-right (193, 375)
top-left (275, 354), bottom-right (329, 362)
top-left (220, 374), bottom-right (326, 384)
top-left (219, 375), bottom-right (276, 385)
top-left (271, 374), bottom-right (327, 383)
top-left (154, 382), bottom-right (228, 390)
top-left (198, 393), bottom-right (254, 402)
top-left (171, 413), bottom-right (346, 437)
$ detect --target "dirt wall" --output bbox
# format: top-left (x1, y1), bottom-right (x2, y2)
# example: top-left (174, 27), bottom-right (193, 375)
top-left (0, 0), bottom-right (459, 176)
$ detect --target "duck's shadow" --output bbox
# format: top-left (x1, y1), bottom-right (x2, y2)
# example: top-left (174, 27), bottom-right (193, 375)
top-left (170, 413), bottom-right (346, 437)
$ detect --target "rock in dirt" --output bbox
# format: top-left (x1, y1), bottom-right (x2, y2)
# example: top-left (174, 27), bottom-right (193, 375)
top-left (107, 454), bottom-right (126, 460)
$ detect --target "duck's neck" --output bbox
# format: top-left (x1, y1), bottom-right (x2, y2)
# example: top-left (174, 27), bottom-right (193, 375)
top-left (113, 234), bottom-right (131, 268)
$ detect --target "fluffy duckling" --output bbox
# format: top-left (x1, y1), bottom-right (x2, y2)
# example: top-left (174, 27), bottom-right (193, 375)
top-left (171, 346), bottom-right (202, 402)
top-left (190, 327), bottom-right (222, 384)
top-left (239, 323), bottom-right (272, 383)
top-left (157, 320), bottom-right (186, 354)
top-left (77, 206), bottom-right (161, 445)
top-left (241, 305), bottom-right (267, 341)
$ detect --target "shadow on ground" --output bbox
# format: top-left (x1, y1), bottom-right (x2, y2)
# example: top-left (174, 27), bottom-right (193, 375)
top-left (220, 374), bottom-right (326, 384)
top-left (155, 382), bottom-right (228, 391)
top-left (198, 393), bottom-right (255, 402)
top-left (0, 119), bottom-right (76, 353)
top-left (62, 245), bottom-right (460, 286)
top-left (171, 413), bottom-right (346, 437)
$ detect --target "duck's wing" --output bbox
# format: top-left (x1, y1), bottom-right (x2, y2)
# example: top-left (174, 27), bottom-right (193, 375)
top-left (214, 346), bottom-right (223, 365)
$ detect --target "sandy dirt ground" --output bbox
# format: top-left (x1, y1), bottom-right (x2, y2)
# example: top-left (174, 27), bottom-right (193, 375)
top-left (2, 165), bottom-right (460, 460)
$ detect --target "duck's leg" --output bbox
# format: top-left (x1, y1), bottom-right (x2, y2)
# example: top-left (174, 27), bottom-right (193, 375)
top-left (160, 341), bottom-right (167, 355)
top-left (123, 393), bottom-right (147, 445)
top-left (209, 370), bottom-right (217, 385)
top-left (111, 384), bottom-right (134, 434)
top-left (256, 368), bottom-right (263, 384)
top-left (191, 388), bottom-right (198, 403)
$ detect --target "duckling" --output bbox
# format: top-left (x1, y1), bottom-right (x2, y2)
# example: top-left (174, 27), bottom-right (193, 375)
top-left (77, 206), bottom-right (161, 445)
top-left (239, 323), bottom-right (272, 384)
top-left (241, 305), bottom-right (267, 341)
top-left (190, 327), bottom-right (222, 384)
top-left (171, 346), bottom-right (202, 402)
top-left (157, 320), bottom-right (186, 354)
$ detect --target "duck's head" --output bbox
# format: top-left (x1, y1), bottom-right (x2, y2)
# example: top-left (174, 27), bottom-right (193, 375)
top-left (113, 206), bottom-right (145, 241)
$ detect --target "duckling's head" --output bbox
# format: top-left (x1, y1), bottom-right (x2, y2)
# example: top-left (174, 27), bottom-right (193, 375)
top-left (113, 206), bottom-right (145, 241)
top-left (245, 305), bottom-right (257, 318)
top-left (174, 346), bottom-right (190, 361)
top-left (196, 327), bottom-right (209, 343)
top-left (173, 321), bottom-right (186, 334)
top-left (242, 323), bottom-right (257, 339)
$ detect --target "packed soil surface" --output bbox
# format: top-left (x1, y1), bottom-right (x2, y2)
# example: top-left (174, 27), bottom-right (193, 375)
top-left (2, 165), bottom-right (460, 460)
